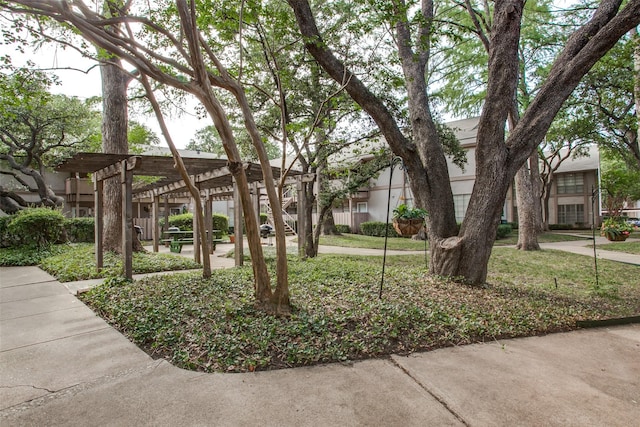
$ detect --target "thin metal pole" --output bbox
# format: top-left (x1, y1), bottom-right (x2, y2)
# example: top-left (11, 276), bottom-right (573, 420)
top-left (424, 219), bottom-right (428, 269)
top-left (591, 186), bottom-right (600, 289)
top-left (380, 157), bottom-right (402, 299)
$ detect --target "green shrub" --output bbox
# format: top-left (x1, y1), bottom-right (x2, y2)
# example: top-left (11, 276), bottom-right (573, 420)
top-left (260, 213), bottom-right (268, 224)
top-left (335, 224), bottom-right (351, 234)
top-left (212, 213), bottom-right (229, 234)
top-left (496, 224), bottom-right (513, 239)
top-left (166, 213), bottom-right (194, 231)
top-left (64, 217), bottom-right (95, 242)
top-left (7, 208), bottom-right (65, 248)
top-left (360, 221), bottom-right (399, 238)
top-left (550, 224), bottom-right (573, 230)
top-left (0, 216), bottom-right (18, 248)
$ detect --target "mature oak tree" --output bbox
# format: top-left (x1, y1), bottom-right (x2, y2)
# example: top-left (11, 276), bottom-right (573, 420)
top-left (287, 0), bottom-right (640, 284)
top-left (0, 66), bottom-right (101, 213)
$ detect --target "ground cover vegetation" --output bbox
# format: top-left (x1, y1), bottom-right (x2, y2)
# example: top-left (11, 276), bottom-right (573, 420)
top-left (0, 243), bottom-right (199, 280)
top-left (80, 249), bottom-right (639, 373)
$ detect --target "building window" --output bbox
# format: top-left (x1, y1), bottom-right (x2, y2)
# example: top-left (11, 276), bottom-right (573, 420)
top-left (557, 204), bottom-right (584, 224)
top-left (356, 202), bottom-right (368, 213)
top-left (453, 194), bottom-right (471, 222)
top-left (557, 173), bottom-right (584, 194)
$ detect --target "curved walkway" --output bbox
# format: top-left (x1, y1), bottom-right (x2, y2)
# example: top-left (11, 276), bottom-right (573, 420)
top-left (539, 235), bottom-right (640, 266)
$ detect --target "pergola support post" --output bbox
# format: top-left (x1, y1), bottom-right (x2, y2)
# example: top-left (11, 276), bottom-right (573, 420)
top-left (152, 192), bottom-right (159, 253)
top-left (204, 191), bottom-right (213, 254)
top-left (163, 196), bottom-right (169, 233)
top-left (192, 179), bottom-right (201, 264)
top-left (94, 178), bottom-right (104, 272)
top-left (252, 182), bottom-right (260, 224)
top-left (121, 159), bottom-right (133, 280)
top-left (75, 172), bottom-right (80, 217)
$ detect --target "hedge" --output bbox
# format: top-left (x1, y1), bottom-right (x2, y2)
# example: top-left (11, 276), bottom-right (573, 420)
top-left (160, 212), bottom-right (231, 234)
top-left (549, 223), bottom-right (573, 230)
top-left (335, 224), bottom-right (351, 234)
top-left (161, 213), bottom-right (194, 231)
top-left (360, 221), bottom-right (399, 238)
top-left (64, 217), bottom-right (95, 243)
top-left (212, 213), bottom-right (229, 234)
top-left (496, 223), bottom-right (513, 239)
top-left (0, 216), bottom-right (17, 248)
top-left (7, 208), bottom-right (65, 248)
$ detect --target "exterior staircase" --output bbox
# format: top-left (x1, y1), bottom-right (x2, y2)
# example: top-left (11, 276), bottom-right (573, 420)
top-left (265, 187), bottom-right (297, 236)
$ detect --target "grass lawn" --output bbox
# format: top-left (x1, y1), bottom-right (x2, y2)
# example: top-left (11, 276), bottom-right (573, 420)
top-left (80, 247), bottom-right (640, 373)
top-left (596, 241), bottom-right (640, 255)
top-left (319, 233), bottom-right (428, 250)
top-left (319, 232), bottom-right (589, 250)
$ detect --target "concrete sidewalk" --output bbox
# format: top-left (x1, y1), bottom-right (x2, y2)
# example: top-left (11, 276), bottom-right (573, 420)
top-left (540, 235), bottom-right (640, 266)
top-left (1, 266), bottom-right (639, 426)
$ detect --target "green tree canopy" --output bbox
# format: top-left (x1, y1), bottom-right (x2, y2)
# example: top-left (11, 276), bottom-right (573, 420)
top-left (600, 150), bottom-right (640, 217)
top-left (0, 63), bottom-right (101, 212)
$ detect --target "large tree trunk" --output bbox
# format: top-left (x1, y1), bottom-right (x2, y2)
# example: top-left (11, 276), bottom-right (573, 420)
top-left (322, 209), bottom-right (339, 235)
top-left (634, 28), bottom-right (640, 167)
top-left (431, 146), bottom-right (513, 283)
top-left (303, 180), bottom-right (317, 258)
top-left (541, 176), bottom-right (553, 231)
top-left (515, 152), bottom-right (542, 250)
top-left (100, 57), bottom-right (129, 253)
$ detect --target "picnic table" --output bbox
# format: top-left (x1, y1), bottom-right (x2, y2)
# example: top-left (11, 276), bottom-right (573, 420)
top-left (162, 229), bottom-right (194, 253)
top-left (162, 229), bottom-right (224, 253)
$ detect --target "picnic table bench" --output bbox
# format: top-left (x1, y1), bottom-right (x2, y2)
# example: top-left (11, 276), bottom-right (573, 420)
top-left (163, 229), bottom-right (224, 253)
top-left (163, 229), bottom-right (194, 253)
top-left (162, 237), bottom-right (194, 253)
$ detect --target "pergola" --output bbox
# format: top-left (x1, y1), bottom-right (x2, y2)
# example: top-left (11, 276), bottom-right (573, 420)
top-left (56, 152), bottom-right (309, 279)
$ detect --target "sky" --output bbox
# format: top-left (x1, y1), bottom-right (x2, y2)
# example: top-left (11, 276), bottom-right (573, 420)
top-left (4, 42), bottom-right (204, 149)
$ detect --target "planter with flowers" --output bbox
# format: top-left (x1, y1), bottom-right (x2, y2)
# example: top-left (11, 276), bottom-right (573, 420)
top-left (600, 218), bottom-right (633, 242)
top-left (392, 204), bottom-right (428, 237)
